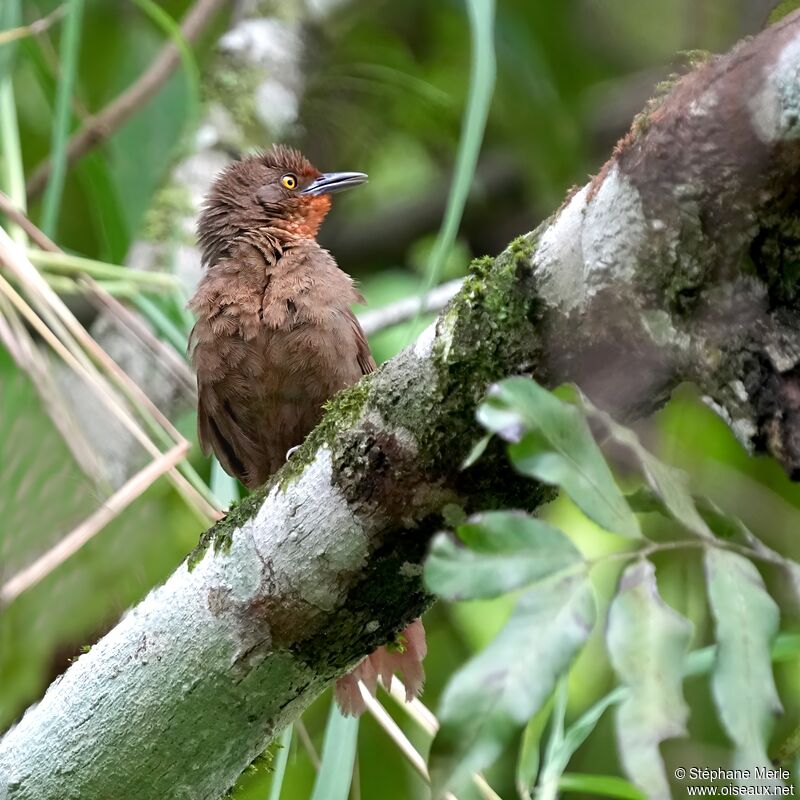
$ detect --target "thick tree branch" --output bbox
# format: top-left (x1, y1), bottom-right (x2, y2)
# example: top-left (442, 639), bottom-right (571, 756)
top-left (3, 13), bottom-right (800, 799)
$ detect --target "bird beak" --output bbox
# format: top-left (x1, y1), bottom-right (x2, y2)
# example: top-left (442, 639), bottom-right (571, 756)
top-left (301, 171), bottom-right (368, 196)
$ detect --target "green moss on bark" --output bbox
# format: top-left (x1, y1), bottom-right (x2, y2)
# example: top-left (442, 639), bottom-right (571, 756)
top-left (187, 490), bottom-right (266, 570)
top-left (205, 59), bottom-right (264, 148)
top-left (427, 233), bottom-right (543, 459)
top-left (189, 232), bottom-right (545, 566)
top-left (277, 373), bottom-right (375, 490)
top-left (141, 182), bottom-right (194, 244)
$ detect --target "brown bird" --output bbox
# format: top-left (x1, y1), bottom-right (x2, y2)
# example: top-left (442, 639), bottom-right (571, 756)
top-left (189, 145), bottom-right (425, 715)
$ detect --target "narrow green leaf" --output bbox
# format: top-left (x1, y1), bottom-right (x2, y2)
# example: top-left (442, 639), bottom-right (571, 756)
top-left (558, 773), bottom-right (646, 800)
top-left (429, 572), bottom-right (595, 796)
top-left (479, 378), bottom-right (640, 538)
top-left (768, 0), bottom-right (800, 25)
top-left (538, 686), bottom-right (627, 795)
top-left (309, 703), bottom-right (359, 800)
top-left (462, 432), bottom-right (491, 469)
top-left (0, 0), bottom-right (25, 244)
top-left (268, 725), bottom-right (293, 800)
top-left (131, 0), bottom-right (201, 127)
top-left (134, 294), bottom-right (191, 354)
top-left (536, 679), bottom-right (569, 800)
top-left (409, 0), bottom-right (495, 334)
top-left (25, 248), bottom-right (179, 289)
top-left (607, 560), bottom-right (693, 800)
top-left (705, 549), bottom-right (782, 768)
top-left (516, 695), bottom-right (554, 800)
top-left (41, 0), bottom-right (85, 237)
top-left (425, 511), bottom-right (583, 600)
top-left (697, 496), bottom-right (800, 609)
top-left (211, 457), bottom-right (240, 511)
top-left (77, 153), bottom-right (131, 263)
top-left (581, 396), bottom-right (711, 538)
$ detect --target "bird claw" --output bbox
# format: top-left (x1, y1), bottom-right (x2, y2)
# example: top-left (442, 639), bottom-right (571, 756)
top-left (285, 445), bottom-right (301, 462)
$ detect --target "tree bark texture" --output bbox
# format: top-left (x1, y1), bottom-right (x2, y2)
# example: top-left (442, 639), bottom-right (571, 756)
top-left (3, 12), bottom-right (800, 799)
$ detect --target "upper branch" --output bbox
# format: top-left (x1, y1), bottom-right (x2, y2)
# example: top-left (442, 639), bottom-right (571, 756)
top-left (3, 13), bottom-right (800, 800)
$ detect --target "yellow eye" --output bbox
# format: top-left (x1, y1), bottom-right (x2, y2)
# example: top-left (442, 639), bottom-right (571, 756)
top-left (281, 174), bottom-right (297, 190)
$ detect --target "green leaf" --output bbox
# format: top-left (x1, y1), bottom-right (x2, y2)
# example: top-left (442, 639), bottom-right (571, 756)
top-left (697, 497), bottom-right (800, 609)
top-left (429, 572), bottom-right (595, 796)
top-left (211, 457), bottom-right (240, 511)
top-left (705, 549), bottom-right (782, 768)
top-left (528, 631), bottom-right (800, 799)
top-left (309, 703), bottom-right (359, 800)
top-left (538, 686), bottom-right (627, 796)
top-left (425, 511), bottom-right (583, 600)
top-left (409, 0), bottom-right (495, 332)
top-left (536, 679), bottom-right (569, 800)
top-left (558, 773), bottom-right (646, 800)
top-left (768, 0), bottom-right (800, 25)
top-left (478, 378), bottom-right (640, 538)
top-left (268, 725), bottom-right (293, 800)
top-left (580, 396), bottom-right (711, 539)
top-left (41, 0), bottom-right (86, 237)
top-left (607, 560), bottom-right (693, 800)
top-left (77, 153), bottom-right (131, 263)
top-left (516, 695), bottom-right (554, 799)
top-left (462, 432), bottom-right (491, 469)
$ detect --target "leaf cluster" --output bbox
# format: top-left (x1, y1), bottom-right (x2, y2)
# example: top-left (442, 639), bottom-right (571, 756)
top-left (424, 377), bottom-right (800, 798)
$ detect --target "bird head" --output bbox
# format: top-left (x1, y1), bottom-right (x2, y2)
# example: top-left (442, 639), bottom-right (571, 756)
top-left (197, 145), bottom-right (367, 267)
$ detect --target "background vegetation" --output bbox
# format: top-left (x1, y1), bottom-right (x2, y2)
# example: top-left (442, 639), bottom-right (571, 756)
top-left (0, 0), bottom-right (797, 798)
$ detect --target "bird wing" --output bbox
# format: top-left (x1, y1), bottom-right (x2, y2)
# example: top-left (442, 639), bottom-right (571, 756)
top-left (190, 316), bottom-right (266, 486)
top-left (347, 309), bottom-right (377, 376)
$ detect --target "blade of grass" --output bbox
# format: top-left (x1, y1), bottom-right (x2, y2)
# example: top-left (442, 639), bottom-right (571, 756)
top-left (408, 0), bottom-right (496, 340)
top-left (131, 0), bottom-right (201, 128)
top-left (557, 773), bottom-right (645, 800)
top-left (2, 203), bottom-right (216, 520)
top-left (26, 247), bottom-right (180, 290)
top-left (536, 678), bottom-right (569, 800)
top-left (35, 274), bottom-right (161, 298)
top-left (0, 292), bottom-right (104, 482)
top-left (0, 0), bottom-right (26, 244)
top-left (134, 293), bottom-right (192, 354)
top-left (40, 0), bottom-right (85, 237)
top-left (268, 725), bottom-right (294, 800)
top-left (80, 276), bottom-right (195, 396)
top-left (309, 702), bottom-right (359, 800)
top-left (0, 233), bottom-right (220, 522)
top-left (0, 0), bottom-right (21, 75)
top-left (211, 457), bottom-right (239, 511)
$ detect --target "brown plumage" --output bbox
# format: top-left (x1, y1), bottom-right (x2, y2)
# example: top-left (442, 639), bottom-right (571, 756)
top-left (189, 146), bottom-right (375, 487)
top-left (189, 145), bottom-right (424, 715)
